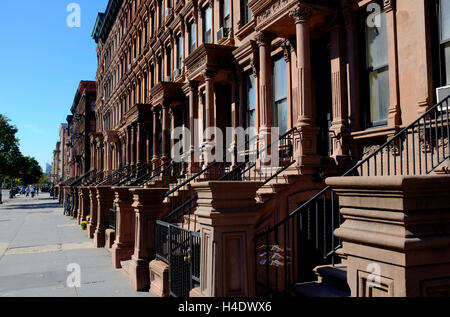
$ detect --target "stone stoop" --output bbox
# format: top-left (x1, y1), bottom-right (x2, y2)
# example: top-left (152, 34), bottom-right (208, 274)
top-left (291, 265), bottom-right (350, 297)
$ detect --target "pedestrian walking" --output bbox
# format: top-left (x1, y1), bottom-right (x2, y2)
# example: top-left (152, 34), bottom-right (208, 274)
top-left (26, 186), bottom-right (30, 197)
top-left (30, 186), bottom-right (35, 198)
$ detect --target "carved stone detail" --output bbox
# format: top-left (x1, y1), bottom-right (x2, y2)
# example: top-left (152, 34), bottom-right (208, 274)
top-left (289, 5), bottom-right (313, 24)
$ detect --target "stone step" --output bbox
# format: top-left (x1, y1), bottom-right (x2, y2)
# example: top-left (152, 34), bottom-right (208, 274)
top-left (292, 265), bottom-right (350, 297)
top-left (291, 281), bottom-right (350, 297)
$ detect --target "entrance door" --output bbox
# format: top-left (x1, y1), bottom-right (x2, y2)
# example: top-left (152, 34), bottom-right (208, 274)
top-left (312, 34), bottom-right (333, 157)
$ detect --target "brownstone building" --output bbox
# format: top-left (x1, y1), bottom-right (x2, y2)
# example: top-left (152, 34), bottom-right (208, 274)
top-left (56, 0), bottom-right (450, 297)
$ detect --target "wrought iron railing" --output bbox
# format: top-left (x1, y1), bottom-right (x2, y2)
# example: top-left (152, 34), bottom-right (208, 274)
top-left (254, 94), bottom-right (450, 296)
top-left (155, 220), bottom-right (201, 297)
top-left (95, 164), bottom-right (132, 186)
top-left (127, 159), bottom-right (181, 187)
top-left (86, 170), bottom-right (104, 185)
top-left (164, 136), bottom-right (264, 228)
top-left (70, 170), bottom-right (92, 187)
top-left (219, 127), bottom-right (296, 185)
top-left (109, 208), bottom-right (117, 230)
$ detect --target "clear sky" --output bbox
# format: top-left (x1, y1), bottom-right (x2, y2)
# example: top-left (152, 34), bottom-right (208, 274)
top-left (0, 0), bottom-right (109, 171)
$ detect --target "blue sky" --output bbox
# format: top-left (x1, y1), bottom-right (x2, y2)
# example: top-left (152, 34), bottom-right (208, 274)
top-left (0, 0), bottom-right (109, 170)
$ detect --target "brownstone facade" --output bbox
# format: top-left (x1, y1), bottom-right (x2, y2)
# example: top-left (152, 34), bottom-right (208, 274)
top-left (52, 0), bottom-right (450, 297)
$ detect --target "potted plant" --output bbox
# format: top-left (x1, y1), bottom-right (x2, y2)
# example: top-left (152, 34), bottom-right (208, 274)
top-left (80, 221), bottom-right (87, 230)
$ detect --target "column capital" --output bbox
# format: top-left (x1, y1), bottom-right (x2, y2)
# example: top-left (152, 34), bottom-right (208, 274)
top-left (188, 80), bottom-right (199, 91)
top-left (202, 69), bottom-right (217, 81)
top-left (289, 5), bottom-right (313, 24)
top-left (255, 32), bottom-right (273, 47)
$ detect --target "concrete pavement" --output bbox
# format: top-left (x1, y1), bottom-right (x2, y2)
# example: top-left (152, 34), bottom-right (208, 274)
top-left (0, 192), bottom-right (150, 297)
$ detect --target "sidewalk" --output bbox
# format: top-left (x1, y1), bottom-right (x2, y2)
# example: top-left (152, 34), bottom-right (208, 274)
top-left (0, 192), bottom-right (150, 297)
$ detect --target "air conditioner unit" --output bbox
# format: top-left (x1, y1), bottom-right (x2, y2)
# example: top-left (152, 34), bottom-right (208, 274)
top-left (217, 27), bottom-right (229, 42)
top-left (165, 8), bottom-right (173, 17)
top-left (437, 85), bottom-right (450, 112)
top-left (173, 68), bottom-right (181, 78)
top-left (164, 76), bottom-right (172, 82)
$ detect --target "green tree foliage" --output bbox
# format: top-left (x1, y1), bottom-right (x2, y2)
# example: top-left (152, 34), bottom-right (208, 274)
top-left (0, 114), bottom-right (21, 178)
top-left (0, 114), bottom-right (43, 186)
top-left (19, 156), bottom-right (43, 186)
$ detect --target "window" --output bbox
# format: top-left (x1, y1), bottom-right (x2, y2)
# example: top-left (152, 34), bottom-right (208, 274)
top-left (272, 55), bottom-right (288, 134)
top-left (144, 72), bottom-right (148, 102)
top-left (166, 45), bottom-right (172, 78)
top-left (436, 0), bottom-right (450, 86)
top-left (158, 0), bottom-right (163, 28)
top-left (244, 73), bottom-right (256, 150)
top-left (241, 0), bottom-right (252, 26)
top-left (139, 30), bottom-right (142, 55)
top-left (203, 5), bottom-right (212, 43)
top-left (362, 7), bottom-right (390, 127)
top-left (176, 34), bottom-right (183, 70)
top-left (150, 64), bottom-right (155, 88)
top-left (144, 21), bottom-right (148, 45)
top-left (158, 55), bottom-right (163, 82)
top-left (221, 0), bottom-right (231, 29)
top-left (151, 10), bottom-right (155, 36)
top-left (188, 21), bottom-right (196, 54)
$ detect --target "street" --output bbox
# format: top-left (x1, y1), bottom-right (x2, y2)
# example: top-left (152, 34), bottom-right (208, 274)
top-left (0, 192), bottom-right (150, 297)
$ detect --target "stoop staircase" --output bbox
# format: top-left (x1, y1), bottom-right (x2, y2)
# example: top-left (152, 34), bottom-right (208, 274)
top-left (255, 95), bottom-right (450, 297)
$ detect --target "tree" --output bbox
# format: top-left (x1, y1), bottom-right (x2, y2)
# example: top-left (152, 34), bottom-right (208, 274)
top-left (20, 156), bottom-right (43, 186)
top-left (0, 114), bottom-right (22, 179)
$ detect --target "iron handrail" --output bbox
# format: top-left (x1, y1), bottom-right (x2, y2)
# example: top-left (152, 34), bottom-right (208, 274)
top-left (253, 94), bottom-right (450, 295)
top-left (165, 134), bottom-right (261, 198)
top-left (256, 94), bottom-right (450, 239)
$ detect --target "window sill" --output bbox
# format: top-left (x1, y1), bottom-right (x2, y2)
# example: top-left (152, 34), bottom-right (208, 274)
top-left (351, 125), bottom-right (400, 140)
top-left (235, 20), bottom-right (255, 41)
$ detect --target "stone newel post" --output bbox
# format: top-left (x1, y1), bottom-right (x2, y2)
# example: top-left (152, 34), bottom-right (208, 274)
top-left (111, 187), bottom-right (136, 268)
top-left (94, 186), bottom-right (115, 248)
top-left (79, 187), bottom-right (90, 224)
top-left (127, 187), bottom-right (167, 291)
top-left (87, 186), bottom-right (99, 238)
top-left (327, 175), bottom-right (450, 297)
top-left (191, 181), bottom-right (263, 297)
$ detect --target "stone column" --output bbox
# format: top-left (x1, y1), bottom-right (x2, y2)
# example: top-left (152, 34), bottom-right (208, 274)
top-left (190, 181), bottom-right (264, 297)
top-left (161, 101), bottom-right (170, 162)
top-left (152, 108), bottom-right (161, 169)
top-left (290, 5), bottom-right (320, 171)
top-left (94, 186), bottom-right (115, 248)
top-left (256, 32), bottom-right (273, 142)
top-left (329, 20), bottom-right (349, 160)
top-left (327, 175), bottom-right (450, 297)
top-left (111, 187), bottom-right (136, 269)
top-left (146, 124), bottom-right (151, 163)
top-left (136, 122), bottom-right (142, 165)
top-left (188, 81), bottom-right (199, 172)
top-left (385, 0), bottom-right (401, 128)
top-left (203, 70), bottom-right (217, 165)
top-left (87, 186), bottom-right (98, 239)
top-left (77, 188), bottom-right (83, 224)
top-left (79, 187), bottom-right (90, 224)
top-left (131, 125), bottom-right (136, 167)
top-left (125, 187), bottom-right (167, 291)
